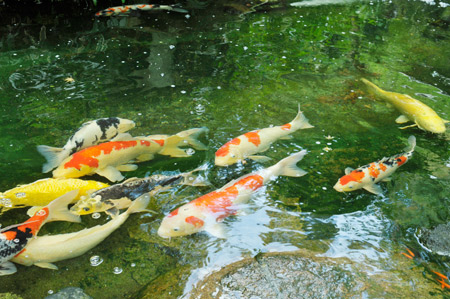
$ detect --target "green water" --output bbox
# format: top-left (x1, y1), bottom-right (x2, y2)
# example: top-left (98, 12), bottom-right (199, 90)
top-left (0, 0), bottom-right (449, 298)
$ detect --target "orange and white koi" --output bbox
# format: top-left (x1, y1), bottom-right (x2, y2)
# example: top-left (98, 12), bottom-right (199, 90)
top-left (334, 136), bottom-right (416, 195)
top-left (37, 117), bottom-right (136, 173)
top-left (0, 191), bottom-right (80, 276)
top-left (215, 105), bottom-right (313, 166)
top-left (95, 4), bottom-right (188, 17)
top-left (158, 150), bottom-right (308, 238)
top-left (52, 128), bottom-right (208, 182)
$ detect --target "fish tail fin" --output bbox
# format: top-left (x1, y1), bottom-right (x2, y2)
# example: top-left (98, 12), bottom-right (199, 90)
top-left (126, 193), bottom-right (152, 214)
top-left (290, 104), bottom-right (314, 130)
top-left (171, 7), bottom-right (188, 13)
top-left (36, 145), bottom-right (64, 173)
top-left (158, 127), bottom-right (209, 157)
top-left (405, 135), bottom-right (416, 152)
top-left (360, 78), bottom-right (385, 98)
top-left (274, 150), bottom-right (308, 177)
top-left (181, 163), bottom-right (211, 186)
top-left (45, 190), bottom-right (81, 223)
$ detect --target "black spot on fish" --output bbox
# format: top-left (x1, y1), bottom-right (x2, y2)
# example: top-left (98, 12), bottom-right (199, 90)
top-left (70, 140), bottom-right (84, 155)
top-left (96, 118), bottom-right (120, 141)
top-left (0, 227), bottom-right (33, 259)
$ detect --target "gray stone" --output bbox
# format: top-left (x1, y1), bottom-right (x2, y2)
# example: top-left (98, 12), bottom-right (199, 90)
top-left (45, 287), bottom-right (92, 299)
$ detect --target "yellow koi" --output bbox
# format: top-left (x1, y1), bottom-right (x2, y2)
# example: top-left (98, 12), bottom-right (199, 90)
top-left (361, 78), bottom-right (448, 133)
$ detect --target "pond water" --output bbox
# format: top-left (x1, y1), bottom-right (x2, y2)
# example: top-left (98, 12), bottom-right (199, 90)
top-left (0, 0), bottom-right (449, 297)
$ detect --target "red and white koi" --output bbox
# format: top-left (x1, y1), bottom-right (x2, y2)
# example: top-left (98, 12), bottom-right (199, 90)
top-left (158, 150), bottom-right (308, 238)
top-left (0, 191), bottom-right (80, 276)
top-left (333, 136), bottom-right (416, 194)
top-left (37, 117), bottom-right (136, 173)
top-left (95, 4), bottom-right (188, 17)
top-left (215, 105), bottom-right (313, 166)
top-left (52, 128), bottom-right (208, 182)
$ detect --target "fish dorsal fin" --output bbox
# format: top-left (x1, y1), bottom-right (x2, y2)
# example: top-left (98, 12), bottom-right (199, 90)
top-left (345, 167), bottom-right (354, 175)
top-left (395, 115), bottom-right (410, 124)
top-left (363, 183), bottom-right (383, 195)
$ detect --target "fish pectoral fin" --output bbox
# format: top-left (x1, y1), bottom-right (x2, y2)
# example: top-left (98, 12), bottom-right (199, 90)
top-left (247, 155), bottom-right (272, 162)
top-left (34, 262), bottom-right (58, 270)
top-left (135, 153), bottom-right (154, 162)
top-left (344, 167), bottom-right (354, 175)
top-left (381, 177), bottom-right (392, 182)
top-left (105, 207), bottom-right (120, 218)
top-left (205, 223), bottom-right (228, 239)
top-left (26, 206), bottom-right (44, 217)
top-left (0, 261), bottom-right (17, 276)
top-left (395, 115), bottom-right (411, 124)
top-left (96, 166), bottom-right (124, 182)
top-left (399, 123), bottom-right (418, 130)
top-left (110, 133), bottom-right (134, 142)
top-left (116, 164), bottom-right (138, 172)
top-left (363, 183), bottom-right (383, 195)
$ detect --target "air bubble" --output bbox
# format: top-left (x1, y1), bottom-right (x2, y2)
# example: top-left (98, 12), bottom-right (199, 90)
top-left (113, 267), bottom-right (123, 274)
top-left (90, 255), bottom-right (104, 267)
top-left (92, 213), bottom-right (101, 219)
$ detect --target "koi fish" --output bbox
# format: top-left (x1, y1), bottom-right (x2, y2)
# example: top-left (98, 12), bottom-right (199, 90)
top-left (158, 150), bottom-right (308, 238)
top-left (70, 165), bottom-right (210, 217)
top-left (0, 190), bottom-right (81, 276)
top-left (11, 194), bottom-right (150, 271)
top-left (37, 117), bottom-right (136, 173)
top-left (95, 4), bottom-right (188, 17)
top-left (333, 136), bottom-right (416, 194)
top-left (361, 78), bottom-right (448, 133)
top-left (215, 105), bottom-right (313, 166)
top-left (52, 127), bottom-right (208, 182)
top-left (0, 178), bottom-right (109, 214)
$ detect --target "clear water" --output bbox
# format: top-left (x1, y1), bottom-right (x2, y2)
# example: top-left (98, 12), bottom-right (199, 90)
top-left (0, 0), bottom-right (449, 297)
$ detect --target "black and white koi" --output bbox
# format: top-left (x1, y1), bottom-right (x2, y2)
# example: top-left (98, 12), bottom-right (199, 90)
top-left (37, 117), bottom-right (135, 173)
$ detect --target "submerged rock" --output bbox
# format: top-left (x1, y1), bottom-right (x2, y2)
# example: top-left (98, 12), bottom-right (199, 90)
top-left (44, 287), bottom-right (92, 299)
top-left (418, 222), bottom-right (450, 257)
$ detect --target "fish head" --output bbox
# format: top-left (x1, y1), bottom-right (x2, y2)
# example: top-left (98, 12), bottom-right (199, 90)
top-left (214, 154), bottom-right (239, 166)
top-left (417, 119), bottom-right (446, 134)
top-left (214, 138), bottom-right (241, 166)
top-left (118, 118), bottom-right (136, 133)
top-left (70, 195), bottom-right (104, 215)
top-left (333, 170), bottom-right (365, 192)
top-left (157, 204), bottom-right (206, 238)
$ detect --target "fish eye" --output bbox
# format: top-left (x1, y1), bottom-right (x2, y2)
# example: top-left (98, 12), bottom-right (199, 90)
top-left (13, 238), bottom-right (20, 243)
top-left (83, 207), bottom-right (91, 211)
top-left (173, 228), bottom-right (179, 232)
top-left (230, 154), bottom-right (235, 158)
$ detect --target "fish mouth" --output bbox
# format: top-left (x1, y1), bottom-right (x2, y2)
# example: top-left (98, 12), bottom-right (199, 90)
top-left (333, 184), bottom-right (343, 192)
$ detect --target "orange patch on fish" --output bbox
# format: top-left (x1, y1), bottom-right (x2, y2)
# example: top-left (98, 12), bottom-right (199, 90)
top-left (437, 278), bottom-right (450, 289)
top-left (168, 208), bottom-right (179, 217)
top-left (215, 138), bottom-right (241, 157)
top-left (396, 156), bottom-right (407, 166)
top-left (339, 170), bottom-right (365, 185)
top-left (281, 123), bottom-right (292, 131)
top-left (185, 216), bottom-right (204, 228)
top-left (368, 163), bottom-right (380, 178)
top-left (192, 186), bottom-right (239, 214)
top-left (152, 139), bottom-right (165, 147)
top-left (235, 174), bottom-right (264, 191)
top-left (244, 131), bottom-right (261, 146)
top-left (406, 248), bottom-right (415, 257)
top-left (64, 140), bottom-right (140, 170)
top-left (3, 231), bottom-right (17, 241)
top-left (379, 163), bottom-right (387, 172)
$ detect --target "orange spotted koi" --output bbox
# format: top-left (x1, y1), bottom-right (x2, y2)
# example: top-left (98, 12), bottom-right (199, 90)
top-left (52, 128), bottom-right (208, 182)
top-left (158, 150), bottom-right (308, 238)
top-left (95, 4), bottom-right (188, 17)
top-left (334, 136), bottom-right (416, 195)
top-left (0, 191), bottom-right (80, 276)
top-left (215, 105), bottom-right (313, 166)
